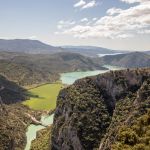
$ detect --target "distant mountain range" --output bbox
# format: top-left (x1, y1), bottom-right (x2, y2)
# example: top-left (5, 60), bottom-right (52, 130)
top-left (145, 51), bottom-right (150, 55)
top-left (0, 39), bottom-right (149, 86)
top-left (0, 39), bottom-right (144, 57)
top-left (0, 39), bottom-right (63, 54)
top-left (62, 46), bottom-right (128, 57)
top-left (0, 39), bottom-right (149, 57)
top-left (0, 39), bottom-right (127, 57)
top-left (101, 52), bottom-right (150, 68)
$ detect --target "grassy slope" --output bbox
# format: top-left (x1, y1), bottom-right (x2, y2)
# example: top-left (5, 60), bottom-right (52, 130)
top-left (23, 83), bottom-right (63, 111)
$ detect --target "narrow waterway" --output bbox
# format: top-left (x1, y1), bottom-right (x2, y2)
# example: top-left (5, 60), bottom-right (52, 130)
top-left (25, 114), bottom-right (54, 150)
top-left (25, 65), bottom-right (125, 150)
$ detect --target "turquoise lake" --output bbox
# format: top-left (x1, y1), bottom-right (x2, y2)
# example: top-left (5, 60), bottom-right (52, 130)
top-left (60, 65), bottom-right (124, 85)
top-left (25, 65), bottom-right (124, 150)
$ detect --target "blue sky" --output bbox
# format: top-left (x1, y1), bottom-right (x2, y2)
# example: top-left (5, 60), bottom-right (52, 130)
top-left (0, 0), bottom-right (150, 50)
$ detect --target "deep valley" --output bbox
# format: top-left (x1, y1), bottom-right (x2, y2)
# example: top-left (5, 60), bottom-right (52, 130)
top-left (0, 40), bottom-right (150, 150)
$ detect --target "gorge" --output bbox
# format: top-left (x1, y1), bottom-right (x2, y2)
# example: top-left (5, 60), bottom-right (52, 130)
top-left (51, 68), bottom-right (150, 150)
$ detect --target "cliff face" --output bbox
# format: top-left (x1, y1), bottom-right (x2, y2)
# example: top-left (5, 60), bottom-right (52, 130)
top-left (0, 104), bottom-right (40, 150)
top-left (51, 68), bottom-right (150, 150)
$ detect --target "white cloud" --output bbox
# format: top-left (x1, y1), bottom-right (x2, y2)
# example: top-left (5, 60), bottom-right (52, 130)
top-left (138, 29), bottom-right (150, 34)
top-left (74, 0), bottom-right (86, 8)
top-left (57, 25), bottom-right (63, 29)
top-left (57, 20), bottom-right (76, 30)
top-left (117, 33), bottom-right (134, 39)
top-left (74, 0), bottom-right (98, 10)
top-left (82, 0), bottom-right (97, 9)
top-left (107, 8), bottom-right (123, 15)
top-left (58, 20), bottom-right (75, 25)
top-left (81, 18), bottom-right (88, 22)
top-left (92, 17), bottom-right (97, 21)
top-left (120, 0), bottom-right (148, 4)
top-left (57, 0), bottom-right (150, 39)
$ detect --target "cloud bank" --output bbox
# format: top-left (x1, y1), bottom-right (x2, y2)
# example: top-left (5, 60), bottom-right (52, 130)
top-left (74, 0), bottom-right (97, 9)
top-left (57, 0), bottom-right (150, 39)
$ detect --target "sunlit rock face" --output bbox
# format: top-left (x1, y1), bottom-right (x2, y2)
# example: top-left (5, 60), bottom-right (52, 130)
top-left (51, 68), bottom-right (150, 150)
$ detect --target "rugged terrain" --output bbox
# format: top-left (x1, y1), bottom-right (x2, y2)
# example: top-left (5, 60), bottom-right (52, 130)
top-left (52, 68), bottom-right (150, 150)
top-left (62, 46), bottom-right (127, 57)
top-left (0, 51), bottom-right (106, 86)
top-left (0, 39), bottom-right (127, 56)
top-left (0, 104), bottom-right (41, 150)
top-left (101, 52), bottom-right (150, 68)
top-left (0, 39), bottom-right (63, 54)
top-left (0, 75), bottom-right (27, 104)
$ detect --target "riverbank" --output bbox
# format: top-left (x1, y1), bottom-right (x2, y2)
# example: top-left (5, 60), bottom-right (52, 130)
top-left (60, 65), bottom-right (124, 85)
top-left (24, 65), bottom-right (125, 150)
top-left (25, 114), bottom-right (54, 150)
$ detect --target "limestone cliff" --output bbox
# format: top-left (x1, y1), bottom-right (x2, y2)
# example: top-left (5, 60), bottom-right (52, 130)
top-left (51, 68), bottom-right (150, 150)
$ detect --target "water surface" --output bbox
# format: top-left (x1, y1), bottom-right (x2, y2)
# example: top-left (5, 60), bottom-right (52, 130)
top-left (60, 65), bottom-right (124, 85)
top-left (98, 53), bottom-right (123, 57)
top-left (25, 114), bottom-right (54, 150)
top-left (25, 65), bottom-right (124, 150)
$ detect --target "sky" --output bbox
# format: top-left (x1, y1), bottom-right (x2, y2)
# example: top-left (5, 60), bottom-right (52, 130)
top-left (0, 0), bottom-right (150, 51)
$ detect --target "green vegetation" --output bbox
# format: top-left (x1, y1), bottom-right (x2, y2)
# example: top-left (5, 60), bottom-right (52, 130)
top-left (0, 51), bottom-right (106, 86)
top-left (99, 76), bottom-right (150, 150)
top-left (23, 83), bottom-right (63, 111)
top-left (109, 78), bottom-right (150, 150)
top-left (0, 104), bottom-right (41, 150)
top-left (112, 109), bottom-right (150, 150)
top-left (52, 68), bottom-right (150, 150)
top-left (30, 126), bottom-right (52, 150)
top-left (0, 75), bottom-right (27, 104)
top-left (101, 51), bottom-right (150, 68)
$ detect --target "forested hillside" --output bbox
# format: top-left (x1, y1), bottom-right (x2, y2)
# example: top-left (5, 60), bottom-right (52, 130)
top-left (0, 75), bottom-right (27, 104)
top-left (0, 52), bottom-right (106, 86)
top-left (52, 68), bottom-right (150, 150)
top-left (101, 52), bottom-right (150, 68)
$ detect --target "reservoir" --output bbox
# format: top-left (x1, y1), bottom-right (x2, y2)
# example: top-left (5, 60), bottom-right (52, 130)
top-left (25, 65), bottom-right (125, 150)
top-left (60, 65), bottom-right (124, 85)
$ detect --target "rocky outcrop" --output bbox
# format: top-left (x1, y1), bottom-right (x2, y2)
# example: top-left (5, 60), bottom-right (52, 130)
top-left (0, 104), bottom-right (41, 150)
top-left (51, 68), bottom-right (150, 150)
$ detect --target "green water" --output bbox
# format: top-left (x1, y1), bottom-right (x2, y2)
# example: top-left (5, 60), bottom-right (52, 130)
top-left (25, 114), bottom-right (54, 150)
top-left (25, 65), bottom-right (124, 150)
top-left (60, 65), bottom-right (124, 85)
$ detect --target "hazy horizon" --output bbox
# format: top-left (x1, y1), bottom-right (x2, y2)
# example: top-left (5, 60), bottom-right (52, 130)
top-left (0, 38), bottom-right (149, 52)
top-left (0, 0), bottom-right (150, 51)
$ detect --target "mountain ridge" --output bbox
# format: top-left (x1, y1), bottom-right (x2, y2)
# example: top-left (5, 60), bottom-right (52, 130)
top-left (0, 75), bottom-right (28, 104)
top-left (101, 51), bottom-right (150, 68)
top-left (51, 68), bottom-right (150, 150)
top-left (0, 39), bottom-right (63, 54)
top-left (0, 51), bottom-right (106, 86)
top-left (0, 39), bottom-right (149, 58)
